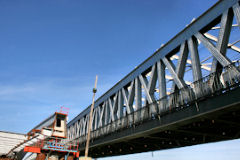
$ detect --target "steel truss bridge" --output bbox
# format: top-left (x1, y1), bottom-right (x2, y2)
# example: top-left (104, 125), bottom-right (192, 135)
top-left (67, 0), bottom-right (240, 158)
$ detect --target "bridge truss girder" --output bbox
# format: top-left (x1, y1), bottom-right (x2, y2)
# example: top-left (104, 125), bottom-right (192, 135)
top-left (67, 0), bottom-right (240, 157)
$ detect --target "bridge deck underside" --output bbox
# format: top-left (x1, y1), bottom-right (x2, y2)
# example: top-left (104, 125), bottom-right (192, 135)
top-left (82, 86), bottom-right (240, 158)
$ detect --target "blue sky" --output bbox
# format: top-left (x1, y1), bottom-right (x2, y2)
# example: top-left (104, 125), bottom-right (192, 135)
top-left (0, 0), bottom-right (240, 159)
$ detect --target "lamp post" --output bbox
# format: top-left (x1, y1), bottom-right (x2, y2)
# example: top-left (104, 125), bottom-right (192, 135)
top-left (84, 75), bottom-right (98, 160)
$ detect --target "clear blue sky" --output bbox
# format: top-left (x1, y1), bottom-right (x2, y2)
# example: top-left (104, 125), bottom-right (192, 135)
top-left (0, 0), bottom-right (240, 159)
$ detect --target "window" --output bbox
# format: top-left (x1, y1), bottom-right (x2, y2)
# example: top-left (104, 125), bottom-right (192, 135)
top-left (56, 118), bottom-right (61, 127)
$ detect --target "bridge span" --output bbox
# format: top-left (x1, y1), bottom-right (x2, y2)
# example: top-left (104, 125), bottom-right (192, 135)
top-left (67, 0), bottom-right (240, 158)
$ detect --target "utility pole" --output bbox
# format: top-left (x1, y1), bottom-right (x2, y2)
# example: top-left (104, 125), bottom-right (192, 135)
top-left (84, 75), bottom-right (98, 159)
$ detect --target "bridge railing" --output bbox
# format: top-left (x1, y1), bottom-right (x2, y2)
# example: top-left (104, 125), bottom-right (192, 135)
top-left (76, 61), bottom-right (240, 144)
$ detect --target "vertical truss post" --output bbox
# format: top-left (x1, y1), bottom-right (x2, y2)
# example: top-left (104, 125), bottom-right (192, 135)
top-left (118, 90), bottom-right (124, 118)
top-left (188, 37), bottom-right (202, 82)
top-left (157, 60), bottom-right (167, 112)
top-left (135, 77), bottom-right (142, 110)
top-left (171, 42), bottom-right (189, 92)
top-left (211, 9), bottom-right (233, 73)
top-left (233, 2), bottom-right (240, 29)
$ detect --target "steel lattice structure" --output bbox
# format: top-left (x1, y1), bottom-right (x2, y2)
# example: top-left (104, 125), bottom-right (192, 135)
top-left (67, 0), bottom-right (240, 151)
